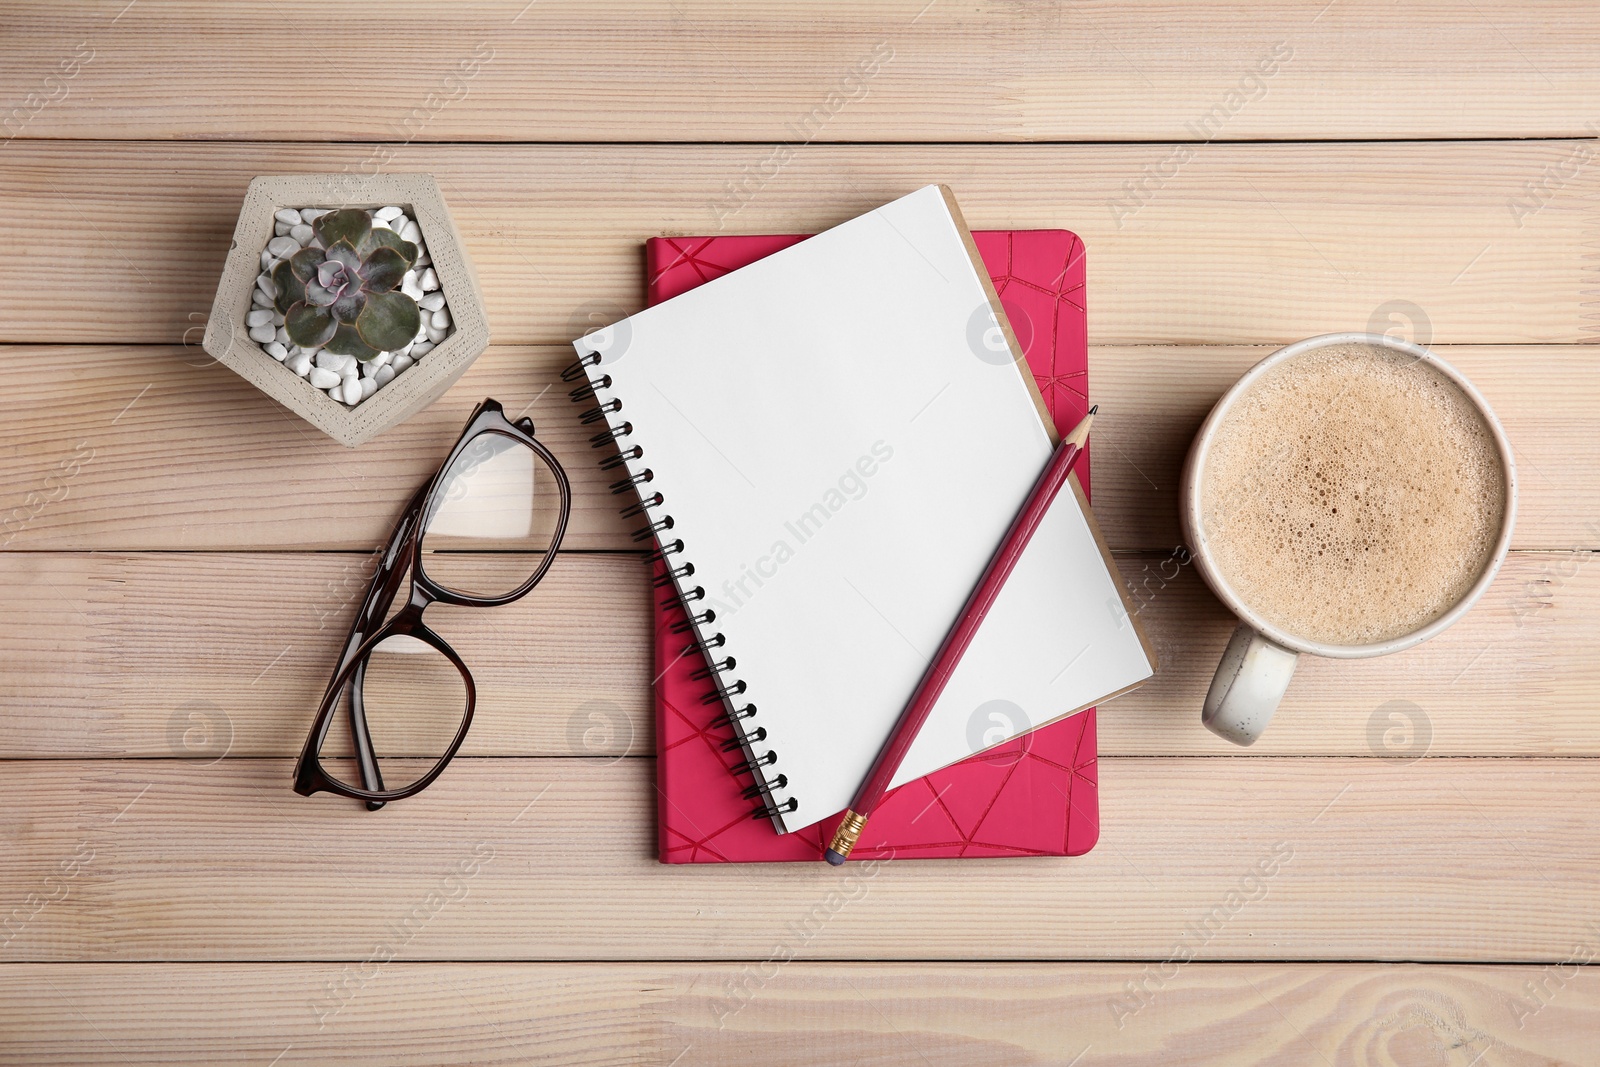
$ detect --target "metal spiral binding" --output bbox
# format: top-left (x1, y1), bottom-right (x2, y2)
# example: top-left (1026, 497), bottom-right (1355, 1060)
top-left (742, 775), bottom-right (785, 799)
top-left (689, 657), bottom-right (735, 681)
top-left (730, 751), bottom-right (777, 776)
top-left (750, 797), bottom-right (799, 819)
top-left (561, 353), bottom-right (794, 823)
top-left (721, 727), bottom-right (764, 751)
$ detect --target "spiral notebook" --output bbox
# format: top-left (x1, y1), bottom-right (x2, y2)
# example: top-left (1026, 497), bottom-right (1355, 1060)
top-left (649, 225), bottom-right (1104, 863)
top-left (567, 185), bottom-right (1155, 837)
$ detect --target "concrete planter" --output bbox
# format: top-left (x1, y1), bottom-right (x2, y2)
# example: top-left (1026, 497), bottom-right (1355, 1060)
top-left (203, 173), bottom-right (489, 447)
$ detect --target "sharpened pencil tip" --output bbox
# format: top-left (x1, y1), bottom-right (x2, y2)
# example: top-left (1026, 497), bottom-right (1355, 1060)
top-left (1089, 404), bottom-right (1098, 415)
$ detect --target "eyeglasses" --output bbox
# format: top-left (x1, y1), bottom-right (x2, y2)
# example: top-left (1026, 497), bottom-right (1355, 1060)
top-left (294, 399), bottom-right (572, 809)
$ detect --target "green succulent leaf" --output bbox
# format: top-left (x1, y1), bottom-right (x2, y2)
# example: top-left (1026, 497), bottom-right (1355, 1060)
top-left (324, 321), bottom-right (381, 361)
top-left (331, 288), bottom-right (368, 324)
top-left (284, 302), bottom-right (338, 349)
top-left (303, 278), bottom-right (339, 307)
top-left (313, 209), bottom-right (371, 251)
top-left (357, 226), bottom-right (418, 264)
top-left (359, 246), bottom-right (409, 293)
top-left (356, 290), bottom-right (422, 354)
top-left (289, 246), bottom-right (323, 282)
top-left (323, 240), bottom-right (362, 274)
top-left (272, 260), bottom-right (306, 314)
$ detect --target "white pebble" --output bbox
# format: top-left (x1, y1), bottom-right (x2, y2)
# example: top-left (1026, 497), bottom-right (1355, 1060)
top-left (341, 378), bottom-right (363, 405)
top-left (255, 272), bottom-right (275, 297)
top-left (419, 292), bottom-right (445, 312)
top-left (246, 309), bottom-right (274, 327)
top-left (414, 251), bottom-right (430, 268)
top-left (275, 208), bottom-right (303, 225)
top-left (274, 220), bottom-right (291, 238)
top-left (274, 325), bottom-right (290, 345)
top-left (267, 235), bottom-right (301, 258)
top-left (359, 377), bottom-right (377, 400)
top-left (315, 351), bottom-right (352, 375)
top-left (412, 339), bottom-right (436, 357)
top-left (430, 308), bottom-right (450, 330)
top-left (371, 217), bottom-right (391, 231)
top-left (286, 351), bottom-right (313, 376)
top-left (375, 364), bottom-right (396, 386)
top-left (308, 367), bottom-right (340, 389)
top-left (399, 220), bottom-right (422, 243)
top-left (329, 386), bottom-right (346, 403)
top-left (265, 342), bottom-right (289, 361)
top-left (248, 324), bottom-right (276, 344)
top-left (361, 359), bottom-right (379, 379)
top-left (400, 270), bottom-right (424, 301)
top-left (272, 311), bottom-right (285, 326)
top-left (259, 250), bottom-right (274, 271)
top-left (290, 223), bottom-right (314, 244)
top-left (251, 288), bottom-right (272, 308)
top-left (392, 354), bottom-right (414, 372)
top-left (419, 268), bottom-right (439, 291)
top-left (375, 206), bottom-right (403, 221)
top-left (368, 350), bottom-right (392, 367)
top-left (424, 322), bottom-right (447, 343)
top-left (300, 208), bottom-right (328, 223)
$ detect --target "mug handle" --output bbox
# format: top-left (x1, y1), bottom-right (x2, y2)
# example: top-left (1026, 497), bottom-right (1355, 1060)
top-left (1202, 623), bottom-right (1299, 746)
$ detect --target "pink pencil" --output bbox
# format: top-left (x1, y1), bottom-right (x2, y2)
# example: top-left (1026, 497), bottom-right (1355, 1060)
top-left (825, 406), bottom-right (1097, 864)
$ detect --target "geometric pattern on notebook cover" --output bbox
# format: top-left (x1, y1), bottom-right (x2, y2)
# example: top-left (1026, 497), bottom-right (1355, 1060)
top-left (644, 228), bottom-right (1096, 862)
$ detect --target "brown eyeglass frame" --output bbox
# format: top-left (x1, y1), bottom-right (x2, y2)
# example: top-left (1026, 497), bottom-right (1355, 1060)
top-left (293, 398), bottom-right (572, 809)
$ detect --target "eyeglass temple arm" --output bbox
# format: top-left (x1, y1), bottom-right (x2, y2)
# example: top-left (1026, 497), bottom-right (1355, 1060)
top-left (347, 658), bottom-right (385, 809)
top-left (340, 482), bottom-right (431, 810)
top-left (342, 484), bottom-right (430, 670)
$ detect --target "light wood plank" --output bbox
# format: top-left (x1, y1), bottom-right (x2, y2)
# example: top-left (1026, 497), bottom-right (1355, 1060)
top-left (2, 961), bottom-right (1596, 1066)
top-left (2, 2), bottom-right (1596, 143)
top-left (1, 549), bottom-right (1594, 758)
top-left (0, 757), bottom-right (1594, 962)
top-left (0, 551), bottom-right (653, 760)
top-left (1, 141), bottom-right (1593, 346)
top-left (0, 344), bottom-right (1592, 553)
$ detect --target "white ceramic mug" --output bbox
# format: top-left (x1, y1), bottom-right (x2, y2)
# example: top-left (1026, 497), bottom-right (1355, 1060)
top-left (1179, 333), bottom-right (1518, 745)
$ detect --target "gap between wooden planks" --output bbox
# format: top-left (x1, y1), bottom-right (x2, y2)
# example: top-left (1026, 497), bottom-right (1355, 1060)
top-left (1, 0), bottom-right (1595, 142)
top-left (0, 962), bottom-right (1594, 1066)
top-left (1, 141), bottom-right (1594, 346)
top-left (0, 344), bottom-right (1594, 553)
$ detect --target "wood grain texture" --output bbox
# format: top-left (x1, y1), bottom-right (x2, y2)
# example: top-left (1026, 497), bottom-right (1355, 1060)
top-left (1, 140), bottom-right (1594, 347)
top-left (2, 2), bottom-right (1596, 1063)
top-left (2, 962), bottom-right (1596, 1066)
top-left (1, 344), bottom-right (1593, 553)
top-left (1, 549), bottom-right (1594, 759)
top-left (0, 757), bottom-right (1595, 963)
top-left (2, 2), bottom-right (1597, 143)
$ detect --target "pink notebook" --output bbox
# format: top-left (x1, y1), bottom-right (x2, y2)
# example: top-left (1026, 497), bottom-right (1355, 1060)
top-left (642, 228), bottom-right (1098, 863)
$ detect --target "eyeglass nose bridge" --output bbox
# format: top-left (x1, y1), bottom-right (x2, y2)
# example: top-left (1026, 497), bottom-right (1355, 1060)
top-left (403, 581), bottom-right (439, 617)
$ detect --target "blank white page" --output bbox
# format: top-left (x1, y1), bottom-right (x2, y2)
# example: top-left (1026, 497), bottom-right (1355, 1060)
top-left (574, 185), bottom-right (1152, 832)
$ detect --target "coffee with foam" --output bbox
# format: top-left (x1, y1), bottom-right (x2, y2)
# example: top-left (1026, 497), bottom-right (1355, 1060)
top-left (1199, 343), bottom-right (1506, 647)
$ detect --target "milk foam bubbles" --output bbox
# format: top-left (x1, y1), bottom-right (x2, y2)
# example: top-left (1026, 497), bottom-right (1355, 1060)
top-left (1200, 343), bottom-right (1505, 647)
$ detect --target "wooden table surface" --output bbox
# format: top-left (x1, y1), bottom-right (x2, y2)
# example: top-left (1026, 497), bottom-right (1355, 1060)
top-left (2, 2), bottom-right (1597, 1063)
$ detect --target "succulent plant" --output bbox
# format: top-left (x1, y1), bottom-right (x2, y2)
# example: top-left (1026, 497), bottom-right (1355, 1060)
top-left (273, 208), bottom-right (422, 360)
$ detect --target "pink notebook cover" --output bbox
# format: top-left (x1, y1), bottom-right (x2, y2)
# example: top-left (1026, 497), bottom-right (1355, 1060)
top-left (645, 228), bottom-right (1094, 863)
